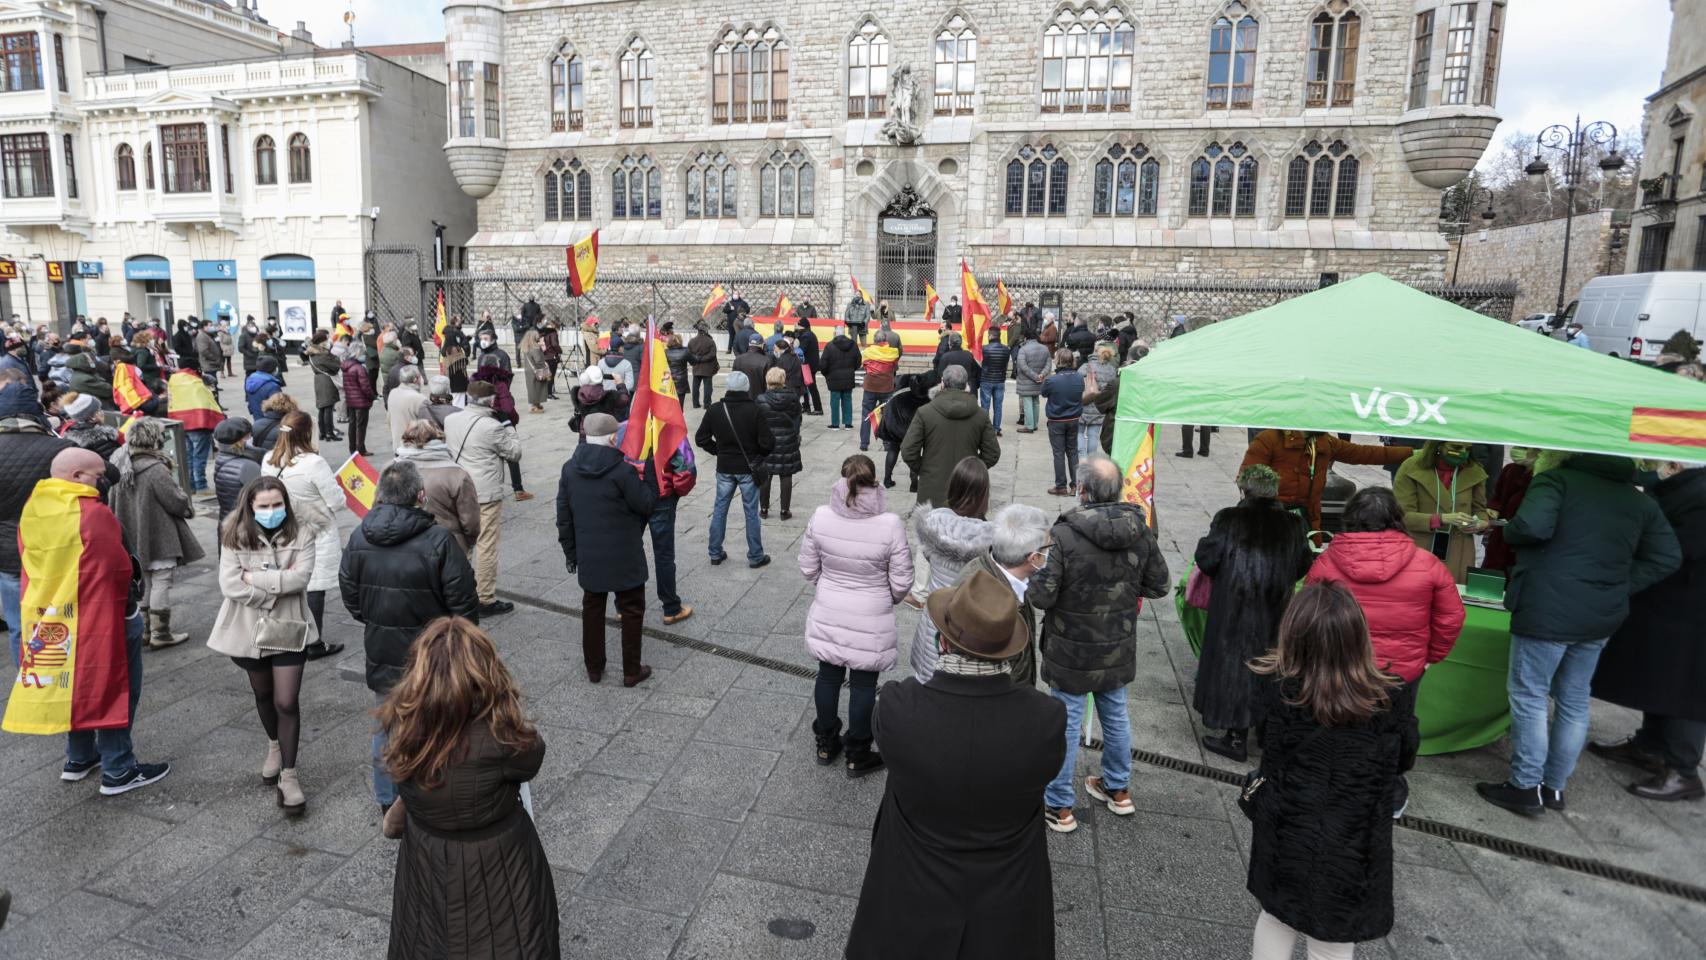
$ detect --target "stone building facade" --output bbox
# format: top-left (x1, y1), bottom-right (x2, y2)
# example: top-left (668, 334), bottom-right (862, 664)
top-left (1447, 210), bottom-right (1626, 320)
top-left (1628, 0), bottom-right (1706, 273)
top-left (444, 0), bottom-right (1505, 312)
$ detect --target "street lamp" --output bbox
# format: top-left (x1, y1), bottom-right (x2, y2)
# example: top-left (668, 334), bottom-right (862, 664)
top-left (1524, 115), bottom-right (1624, 317)
top-left (1446, 186), bottom-right (1497, 286)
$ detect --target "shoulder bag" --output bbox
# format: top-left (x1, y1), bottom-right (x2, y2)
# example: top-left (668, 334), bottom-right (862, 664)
top-left (721, 404), bottom-right (770, 487)
top-left (252, 543), bottom-right (312, 654)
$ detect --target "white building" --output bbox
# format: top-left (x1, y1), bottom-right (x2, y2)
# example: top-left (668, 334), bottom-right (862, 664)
top-left (0, 0), bottom-right (474, 336)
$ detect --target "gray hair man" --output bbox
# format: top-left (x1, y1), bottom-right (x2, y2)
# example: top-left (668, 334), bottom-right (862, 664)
top-left (340, 457), bottom-right (479, 810)
top-left (900, 361), bottom-right (1000, 507)
top-left (1030, 456), bottom-right (1170, 833)
top-left (423, 375), bottom-right (459, 429)
top-left (441, 381), bottom-right (522, 616)
top-left (954, 503), bottom-right (1052, 687)
top-left (386, 365), bottom-right (428, 453)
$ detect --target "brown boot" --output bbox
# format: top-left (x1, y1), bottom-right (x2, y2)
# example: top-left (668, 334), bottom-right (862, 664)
top-left (147, 609), bottom-right (188, 650)
top-left (277, 768), bottom-right (307, 817)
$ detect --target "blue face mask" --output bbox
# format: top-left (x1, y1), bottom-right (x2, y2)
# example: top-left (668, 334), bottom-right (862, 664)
top-left (254, 507), bottom-right (287, 530)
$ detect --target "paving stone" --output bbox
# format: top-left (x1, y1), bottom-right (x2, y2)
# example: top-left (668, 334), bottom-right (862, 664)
top-left (579, 808), bottom-right (739, 918)
top-left (1096, 813), bottom-right (1248, 925)
top-left (672, 873), bottom-right (857, 960)
top-left (0, 800), bottom-right (172, 913)
top-left (649, 740), bottom-right (778, 822)
top-left (528, 675), bottom-right (650, 735)
top-left (649, 651), bottom-right (746, 700)
top-left (313, 833), bottom-right (400, 917)
top-left (721, 812), bottom-right (871, 898)
top-left (642, 691), bottom-right (720, 718)
top-left (84, 803), bottom-right (264, 907)
top-left (583, 709), bottom-right (702, 783)
top-left (1388, 860), bottom-right (1541, 960)
top-left (533, 771), bottom-right (653, 874)
top-left (264, 770), bottom-right (386, 855)
top-left (559, 896), bottom-right (684, 960)
top-left (1104, 907), bottom-right (1254, 960)
top-left (1052, 862), bottom-right (1108, 960)
top-left (0, 889), bottom-right (143, 960)
top-left (754, 723), bottom-right (886, 830)
top-left (230, 900), bottom-right (392, 960)
top-left (526, 722), bottom-right (612, 810)
top-left (125, 838), bottom-right (343, 960)
top-left (697, 687), bottom-right (808, 751)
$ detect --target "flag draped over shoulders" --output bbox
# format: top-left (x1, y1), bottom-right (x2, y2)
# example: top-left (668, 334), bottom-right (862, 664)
top-left (166, 370), bottom-right (222, 431)
top-left (618, 318), bottom-right (688, 493)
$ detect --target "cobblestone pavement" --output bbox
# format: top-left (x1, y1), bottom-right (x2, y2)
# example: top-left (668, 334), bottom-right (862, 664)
top-left (2, 362), bottom-right (1703, 960)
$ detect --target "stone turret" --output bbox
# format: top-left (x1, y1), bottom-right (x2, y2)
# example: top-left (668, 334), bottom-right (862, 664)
top-left (1395, 0), bottom-right (1506, 189)
top-left (443, 0), bottom-right (506, 199)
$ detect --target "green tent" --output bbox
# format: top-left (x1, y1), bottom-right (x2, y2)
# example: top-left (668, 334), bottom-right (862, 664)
top-left (1113, 273), bottom-right (1706, 460)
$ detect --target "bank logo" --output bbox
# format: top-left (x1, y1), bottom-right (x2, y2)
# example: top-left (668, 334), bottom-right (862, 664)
top-left (1350, 387), bottom-right (1448, 427)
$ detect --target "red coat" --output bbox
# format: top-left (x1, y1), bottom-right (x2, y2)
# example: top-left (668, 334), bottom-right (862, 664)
top-left (1481, 463), bottom-right (1533, 574)
top-left (1306, 530), bottom-right (1465, 682)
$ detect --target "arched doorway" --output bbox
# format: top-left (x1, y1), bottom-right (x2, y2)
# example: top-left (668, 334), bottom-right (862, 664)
top-left (875, 185), bottom-right (936, 316)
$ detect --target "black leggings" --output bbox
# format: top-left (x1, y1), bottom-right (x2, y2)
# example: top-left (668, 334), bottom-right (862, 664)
top-left (347, 407), bottom-right (370, 456)
top-left (232, 652), bottom-right (306, 769)
top-left (307, 590), bottom-right (325, 636)
top-left (508, 458), bottom-right (525, 493)
top-left (760, 474), bottom-right (792, 513)
top-left (317, 406), bottom-right (337, 440)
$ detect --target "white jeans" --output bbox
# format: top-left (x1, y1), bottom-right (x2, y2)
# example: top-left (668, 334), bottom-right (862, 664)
top-left (1251, 911), bottom-right (1354, 960)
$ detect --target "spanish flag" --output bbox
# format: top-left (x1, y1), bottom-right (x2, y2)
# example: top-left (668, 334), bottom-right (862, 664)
top-left (568, 230), bottom-right (599, 297)
top-left (117, 414), bottom-right (139, 440)
top-left (1630, 407), bottom-right (1706, 449)
top-left (334, 319), bottom-right (354, 342)
top-left (774, 292), bottom-right (794, 321)
top-left (433, 288), bottom-right (450, 347)
top-left (1119, 423), bottom-right (1158, 529)
top-left (851, 273), bottom-right (872, 304)
top-left (3, 479), bottom-right (134, 734)
top-left (960, 260), bottom-right (992, 361)
top-left (924, 282), bottom-right (940, 322)
top-left (112, 362), bottom-right (152, 413)
top-left (618, 317), bottom-right (689, 494)
top-left (702, 283), bottom-right (729, 320)
top-left (335, 453), bottom-right (380, 517)
top-left (166, 370), bottom-right (222, 431)
top-left (997, 279), bottom-right (1013, 318)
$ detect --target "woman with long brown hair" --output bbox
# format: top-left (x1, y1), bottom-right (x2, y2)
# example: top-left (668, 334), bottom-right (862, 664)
top-left (261, 411), bottom-right (345, 659)
top-left (1242, 581), bottom-right (1415, 960)
top-left (380, 617), bottom-right (557, 960)
top-left (910, 456), bottom-right (994, 682)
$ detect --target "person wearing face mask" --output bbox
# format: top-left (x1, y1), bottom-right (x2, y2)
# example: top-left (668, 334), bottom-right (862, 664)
top-left (261, 412), bottom-right (348, 661)
top-left (239, 318), bottom-right (262, 376)
top-left (475, 330), bottom-right (512, 373)
top-left (1392, 440), bottom-right (1490, 583)
top-left (207, 476), bottom-right (321, 816)
top-left (1482, 445), bottom-right (1540, 577)
top-left (110, 418), bottom-right (204, 650)
top-left (341, 342), bottom-right (377, 458)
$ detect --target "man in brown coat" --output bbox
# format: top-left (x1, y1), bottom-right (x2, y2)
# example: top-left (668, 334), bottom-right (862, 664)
top-left (393, 420), bottom-right (481, 555)
top-left (1240, 429), bottom-right (1412, 532)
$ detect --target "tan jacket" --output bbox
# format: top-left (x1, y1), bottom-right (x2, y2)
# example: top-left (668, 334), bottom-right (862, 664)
top-left (1392, 445), bottom-right (1489, 583)
top-left (395, 441), bottom-right (482, 553)
top-left (206, 525), bottom-right (320, 659)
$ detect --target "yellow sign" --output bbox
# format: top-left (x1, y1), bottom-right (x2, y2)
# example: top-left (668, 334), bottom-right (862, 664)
top-left (0, 259), bottom-right (16, 280)
top-left (46, 262), bottom-right (63, 283)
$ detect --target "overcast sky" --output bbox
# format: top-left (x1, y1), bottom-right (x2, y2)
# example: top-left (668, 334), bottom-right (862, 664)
top-left (296, 0), bottom-right (1676, 158)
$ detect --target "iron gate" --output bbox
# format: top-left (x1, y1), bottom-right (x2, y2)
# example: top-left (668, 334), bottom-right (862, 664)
top-left (363, 246), bottom-right (425, 330)
top-left (877, 224), bottom-right (937, 315)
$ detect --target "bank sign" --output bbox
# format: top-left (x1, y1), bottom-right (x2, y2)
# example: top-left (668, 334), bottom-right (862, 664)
top-left (259, 257), bottom-right (315, 281)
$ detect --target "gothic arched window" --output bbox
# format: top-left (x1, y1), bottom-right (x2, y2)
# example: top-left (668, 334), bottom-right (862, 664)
top-left (1283, 140), bottom-right (1357, 218)
top-left (1206, 5), bottom-right (1258, 109)
top-left (1004, 144), bottom-right (1067, 217)
top-left (760, 149), bottom-right (814, 218)
top-left (1041, 6), bottom-right (1135, 113)
top-left (544, 157), bottom-right (592, 221)
top-left (1188, 141), bottom-right (1257, 217)
top-left (550, 42), bottom-right (584, 132)
top-left (611, 154), bottom-right (660, 219)
top-left (1092, 143), bottom-right (1159, 217)
top-left (847, 21), bottom-right (889, 119)
top-left (684, 151), bottom-right (738, 219)
top-left (712, 26), bottom-right (789, 124)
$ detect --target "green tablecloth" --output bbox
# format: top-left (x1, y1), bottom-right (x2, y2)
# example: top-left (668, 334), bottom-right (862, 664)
top-left (1174, 569), bottom-right (1511, 756)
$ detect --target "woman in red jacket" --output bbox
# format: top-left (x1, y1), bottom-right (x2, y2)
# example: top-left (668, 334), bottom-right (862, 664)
top-left (1307, 487), bottom-right (1465, 686)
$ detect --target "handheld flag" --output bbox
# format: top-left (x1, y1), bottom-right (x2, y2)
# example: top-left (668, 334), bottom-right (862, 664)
top-left (117, 414), bottom-right (138, 440)
top-left (773, 292), bottom-right (794, 321)
top-left (997, 279), bottom-right (1013, 318)
top-left (3, 479), bottom-right (134, 734)
top-left (112, 362), bottom-right (152, 413)
top-left (567, 230), bottom-right (599, 297)
top-left (960, 259), bottom-right (992, 361)
top-left (165, 370), bottom-right (222, 431)
top-left (433, 288), bottom-right (449, 347)
top-left (702, 283), bottom-right (729, 319)
top-left (1117, 423), bottom-right (1158, 529)
top-left (335, 453), bottom-right (380, 517)
top-left (618, 317), bottom-right (690, 494)
top-left (924, 282), bottom-right (940, 322)
top-left (334, 318), bottom-right (354, 341)
top-left (850, 273), bottom-right (872, 305)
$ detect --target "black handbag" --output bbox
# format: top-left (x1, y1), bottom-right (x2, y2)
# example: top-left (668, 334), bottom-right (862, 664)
top-left (722, 405), bottom-right (770, 487)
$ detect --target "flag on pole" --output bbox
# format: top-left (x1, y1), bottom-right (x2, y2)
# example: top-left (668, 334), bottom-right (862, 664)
top-left (433, 288), bottom-right (450, 347)
top-left (773, 292), bottom-right (794, 321)
top-left (924, 282), bottom-right (940, 322)
top-left (567, 230), bottom-right (600, 297)
top-left (1117, 423), bottom-right (1158, 529)
top-left (850, 273), bottom-right (872, 304)
top-left (866, 401), bottom-right (883, 436)
top-left (334, 453), bottom-right (380, 517)
top-left (997, 279), bottom-right (1013, 318)
top-left (165, 370), bottom-right (222, 431)
top-left (117, 414), bottom-right (139, 440)
top-left (702, 283), bottom-right (729, 319)
top-left (960, 259), bottom-right (992, 361)
top-left (618, 316), bottom-right (689, 494)
top-left (111, 362), bottom-right (152, 413)
top-left (3, 479), bottom-right (134, 734)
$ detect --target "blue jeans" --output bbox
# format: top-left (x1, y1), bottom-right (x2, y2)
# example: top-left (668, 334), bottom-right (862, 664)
top-left (372, 692), bottom-right (395, 807)
top-left (860, 390), bottom-right (891, 449)
top-left (0, 569), bottom-right (20, 667)
top-left (1045, 685), bottom-right (1132, 810)
top-left (979, 383), bottom-right (1005, 430)
top-left (708, 472), bottom-right (763, 563)
top-left (1078, 420), bottom-right (1100, 461)
top-left (1507, 634), bottom-right (1609, 791)
top-left (66, 612), bottom-right (145, 778)
top-left (829, 390), bottom-right (853, 427)
top-left (185, 429), bottom-right (212, 492)
top-left (1019, 394), bottom-right (1040, 429)
top-left (649, 497), bottom-right (682, 617)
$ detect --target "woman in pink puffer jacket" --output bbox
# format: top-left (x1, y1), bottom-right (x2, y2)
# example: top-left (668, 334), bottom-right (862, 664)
top-left (800, 454), bottom-right (914, 778)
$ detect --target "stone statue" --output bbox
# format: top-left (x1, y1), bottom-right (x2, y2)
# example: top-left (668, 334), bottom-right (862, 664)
top-left (882, 64), bottom-right (922, 146)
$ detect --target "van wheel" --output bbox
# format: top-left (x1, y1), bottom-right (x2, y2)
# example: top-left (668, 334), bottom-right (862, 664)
top-left (1608, 352), bottom-right (1620, 358)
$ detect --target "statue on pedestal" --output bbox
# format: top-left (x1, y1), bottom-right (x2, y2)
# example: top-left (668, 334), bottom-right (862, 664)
top-left (882, 65), bottom-right (922, 146)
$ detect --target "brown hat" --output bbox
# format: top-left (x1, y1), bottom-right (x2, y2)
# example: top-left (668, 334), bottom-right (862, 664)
top-left (466, 381), bottom-right (495, 399)
top-left (925, 569), bottom-right (1029, 661)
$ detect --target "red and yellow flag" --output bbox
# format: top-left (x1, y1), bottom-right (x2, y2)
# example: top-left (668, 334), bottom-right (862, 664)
top-left (335, 453), bottom-right (380, 517)
top-left (702, 283), bottom-right (729, 320)
top-left (997, 279), bottom-right (1013, 318)
top-left (618, 317), bottom-right (689, 494)
top-left (1120, 424), bottom-right (1158, 529)
top-left (924, 282), bottom-right (940, 322)
top-left (1630, 407), bottom-right (1706, 449)
top-left (960, 259), bottom-right (992, 361)
top-left (851, 273), bottom-right (872, 304)
top-left (433, 288), bottom-right (449, 348)
top-left (166, 370), bottom-right (222, 431)
top-left (773, 292), bottom-right (794, 321)
top-left (112, 362), bottom-right (152, 413)
top-left (334, 319), bottom-right (354, 342)
top-left (568, 230), bottom-right (599, 297)
top-left (3, 479), bottom-right (134, 734)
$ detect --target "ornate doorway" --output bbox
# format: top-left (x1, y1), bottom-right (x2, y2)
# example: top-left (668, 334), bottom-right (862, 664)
top-left (875, 185), bottom-right (937, 315)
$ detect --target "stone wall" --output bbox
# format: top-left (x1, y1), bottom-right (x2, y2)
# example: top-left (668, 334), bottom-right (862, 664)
top-left (1446, 209), bottom-right (1624, 318)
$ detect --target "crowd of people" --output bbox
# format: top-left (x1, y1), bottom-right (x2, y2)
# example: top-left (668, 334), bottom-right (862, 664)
top-left (1, 300), bottom-right (1703, 960)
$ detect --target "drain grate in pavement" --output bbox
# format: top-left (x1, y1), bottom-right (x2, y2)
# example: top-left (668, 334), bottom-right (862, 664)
top-left (503, 588), bottom-right (1706, 907)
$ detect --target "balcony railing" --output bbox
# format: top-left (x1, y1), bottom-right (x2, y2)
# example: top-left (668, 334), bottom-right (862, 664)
top-left (551, 110), bottom-right (584, 133)
top-left (712, 99), bottom-right (788, 124)
top-left (85, 54), bottom-right (370, 101)
top-left (933, 92), bottom-right (973, 117)
top-left (848, 94), bottom-right (886, 119)
top-left (1041, 87), bottom-right (1132, 113)
top-left (619, 105), bottom-right (654, 129)
top-left (1306, 80), bottom-right (1356, 107)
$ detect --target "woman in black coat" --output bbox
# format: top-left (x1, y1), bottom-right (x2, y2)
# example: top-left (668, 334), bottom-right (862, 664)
top-left (818, 333), bottom-right (861, 429)
top-left (1194, 464), bottom-right (1313, 762)
top-left (1244, 582), bottom-right (1415, 958)
top-left (1590, 464), bottom-right (1706, 800)
top-left (874, 371), bottom-right (938, 491)
top-left (755, 367), bottom-right (802, 520)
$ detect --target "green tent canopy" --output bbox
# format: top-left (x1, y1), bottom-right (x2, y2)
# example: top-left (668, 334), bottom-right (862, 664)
top-left (1114, 273), bottom-right (1706, 460)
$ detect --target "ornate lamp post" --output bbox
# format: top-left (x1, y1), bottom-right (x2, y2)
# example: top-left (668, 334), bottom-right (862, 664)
top-left (1524, 116), bottom-right (1626, 317)
top-left (1445, 185), bottom-right (1497, 286)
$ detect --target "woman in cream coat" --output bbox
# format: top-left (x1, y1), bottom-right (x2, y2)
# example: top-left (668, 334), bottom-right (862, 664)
top-left (262, 411), bottom-right (347, 658)
top-left (207, 475), bottom-right (321, 816)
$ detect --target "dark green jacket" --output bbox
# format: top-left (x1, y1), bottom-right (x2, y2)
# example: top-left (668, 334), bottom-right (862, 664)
top-left (899, 387), bottom-right (1000, 507)
top-left (1030, 500), bottom-right (1170, 694)
top-left (67, 353), bottom-right (113, 409)
top-left (1504, 454), bottom-right (1681, 642)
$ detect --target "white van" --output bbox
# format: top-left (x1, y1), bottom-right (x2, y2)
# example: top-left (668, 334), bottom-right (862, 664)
top-left (1563, 272), bottom-right (1706, 362)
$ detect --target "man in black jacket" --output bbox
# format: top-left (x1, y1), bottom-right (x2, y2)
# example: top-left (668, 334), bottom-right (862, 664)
top-left (731, 335), bottom-right (769, 398)
top-left (0, 376), bottom-right (73, 665)
top-left (339, 460), bottom-right (479, 810)
top-left (723, 291), bottom-right (750, 354)
top-left (941, 295), bottom-right (962, 329)
top-left (794, 318), bottom-right (822, 416)
top-left (817, 332), bottom-right (861, 429)
top-left (695, 370), bottom-right (774, 568)
top-left (1476, 453), bottom-right (1681, 817)
top-left (977, 325), bottom-right (1012, 436)
top-left (933, 333), bottom-right (981, 385)
top-left (1029, 458), bottom-right (1171, 833)
top-left (211, 417), bottom-right (261, 528)
top-left (556, 413), bottom-right (658, 687)
top-left (1064, 314), bottom-right (1096, 365)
